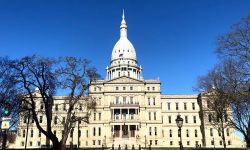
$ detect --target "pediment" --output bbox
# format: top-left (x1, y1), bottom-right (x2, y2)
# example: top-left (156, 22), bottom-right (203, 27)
top-left (105, 76), bottom-right (144, 84)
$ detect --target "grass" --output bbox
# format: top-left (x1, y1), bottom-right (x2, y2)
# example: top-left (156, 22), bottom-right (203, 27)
top-left (79, 148), bottom-right (247, 150)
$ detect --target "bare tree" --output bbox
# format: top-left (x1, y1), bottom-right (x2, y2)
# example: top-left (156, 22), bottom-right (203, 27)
top-left (196, 12), bottom-right (250, 150)
top-left (216, 12), bottom-right (250, 150)
top-left (0, 55), bottom-right (100, 150)
top-left (197, 65), bottom-right (232, 150)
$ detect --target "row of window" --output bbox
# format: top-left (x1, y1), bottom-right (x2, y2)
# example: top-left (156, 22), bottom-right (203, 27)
top-left (167, 102), bottom-right (196, 110)
top-left (169, 141), bottom-right (199, 146)
top-left (148, 97), bottom-right (156, 105)
top-left (168, 129), bottom-right (198, 138)
top-left (148, 112), bottom-right (157, 120)
top-left (22, 128), bottom-right (101, 138)
top-left (115, 86), bottom-right (133, 91)
top-left (210, 128), bottom-right (230, 137)
top-left (40, 103), bottom-right (84, 111)
top-left (149, 127), bottom-right (158, 136)
top-left (208, 113), bottom-right (229, 122)
top-left (113, 86), bottom-right (157, 91)
top-left (114, 97), bottom-right (136, 104)
top-left (211, 140), bottom-right (231, 146)
top-left (167, 115), bottom-right (197, 124)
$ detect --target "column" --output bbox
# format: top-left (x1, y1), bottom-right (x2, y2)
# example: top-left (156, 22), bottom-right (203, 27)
top-left (120, 109), bottom-right (122, 120)
top-left (120, 125), bottom-right (122, 138)
top-left (128, 109), bottom-right (130, 119)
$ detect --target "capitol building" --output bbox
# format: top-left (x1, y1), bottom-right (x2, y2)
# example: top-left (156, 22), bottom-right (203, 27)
top-left (11, 12), bottom-right (244, 149)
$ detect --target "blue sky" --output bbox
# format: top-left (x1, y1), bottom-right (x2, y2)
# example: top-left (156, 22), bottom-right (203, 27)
top-left (0, 0), bottom-right (250, 94)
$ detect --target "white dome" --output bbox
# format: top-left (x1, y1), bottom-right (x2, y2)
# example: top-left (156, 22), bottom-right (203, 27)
top-left (111, 37), bottom-right (137, 61)
top-left (111, 11), bottom-right (137, 62)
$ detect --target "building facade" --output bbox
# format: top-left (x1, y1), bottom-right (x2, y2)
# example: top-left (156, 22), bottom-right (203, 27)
top-left (10, 12), bottom-right (244, 149)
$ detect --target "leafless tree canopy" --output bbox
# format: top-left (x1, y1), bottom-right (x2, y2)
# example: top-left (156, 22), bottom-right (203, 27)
top-left (0, 55), bottom-right (100, 150)
top-left (196, 12), bottom-right (250, 150)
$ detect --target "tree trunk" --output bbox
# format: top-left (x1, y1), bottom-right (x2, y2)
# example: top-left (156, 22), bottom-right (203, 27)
top-left (247, 135), bottom-right (250, 150)
top-left (52, 139), bottom-right (61, 150)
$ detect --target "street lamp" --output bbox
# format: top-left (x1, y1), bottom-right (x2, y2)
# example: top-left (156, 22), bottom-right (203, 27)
top-left (175, 114), bottom-right (183, 150)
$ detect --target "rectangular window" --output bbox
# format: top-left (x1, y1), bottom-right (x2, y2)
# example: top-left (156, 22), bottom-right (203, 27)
top-left (39, 116), bottom-right (43, 123)
top-left (153, 98), bottom-right (155, 105)
top-left (218, 128), bottom-right (221, 136)
top-left (130, 86), bottom-right (133, 90)
top-left (54, 116), bottom-right (57, 124)
top-left (155, 140), bottom-right (158, 145)
top-left (226, 128), bottom-right (230, 136)
top-left (150, 140), bottom-right (152, 145)
top-left (220, 141), bottom-right (222, 145)
top-left (93, 127), bottom-right (96, 136)
top-left (55, 104), bottom-right (58, 111)
top-left (211, 140), bottom-right (214, 145)
top-left (187, 141), bottom-right (190, 145)
top-left (93, 113), bottom-right (96, 121)
top-left (176, 103), bottom-right (179, 110)
top-left (93, 140), bottom-right (95, 145)
top-left (115, 97), bottom-right (119, 104)
top-left (86, 130), bottom-right (88, 137)
top-left (99, 113), bottom-right (101, 120)
top-left (123, 97), bottom-right (126, 104)
top-left (116, 87), bottom-right (119, 90)
top-left (186, 129), bottom-right (189, 137)
top-left (130, 97), bottom-right (133, 104)
top-left (21, 141), bottom-right (24, 146)
top-left (63, 103), bottom-right (66, 111)
top-left (149, 112), bottom-right (151, 120)
top-left (170, 141), bottom-right (173, 145)
top-left (22, 130), bottom-right (25, 138)
top-left (38, 131), bottom-right (41, 137)
top-left (169, 129), bottom-right (172, 137)
top-left (155, 127), bottom-right (157, 136)
top-left (167, 102), bottom-right (171, 110)
top-left (24, 116), bottom-right (27, 123)
top-left (98, 127), bottom-right (101, 136)
top-left (152, 87), bottom-right (155, 91)
top-left (29, 142), bottom-right (32, 146)
top-left (98, 140), bottom-right (101, 145)
top-left (154, 112), bottom-right (156, 120)
top-left (184, 103), bottom-right (187, 110)
top-left (210, 128), bottom-right (213, 136)
top-left (40, 104), bottom-right (43, 110)
top-left (62, 130), bottom-right (64, 138)
top-left (192, 102), bottom-right (195, 110)
top-left (31, 130), bottom-right (33, 137)
top-left (62, 117), bottom-right (65, 124)
top-left (195, 129), bottom-right (198, 137)
top-left (147, 87), bottom-right (150, 91)
top-left (37, 141), bottom-right (41, 146)
top-left (70, 130), bottom-right (73, 138)
top-left (228, 140), bottom-right (231, 145)
top-left (168, 116), bottom-right (171, 124)
top-left (193, 116), bottom-right (197, 123)
top-left (123, 87), bottom-right (126, 90)
top-left (149, 127), bottom-right (152, 136)
top-left (208, 114), bottom-right (212, 122)
top-left (185, 116), bottom-right (188, 123)
top-left (148, 98), bottom-right (150, 105)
